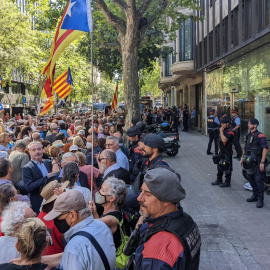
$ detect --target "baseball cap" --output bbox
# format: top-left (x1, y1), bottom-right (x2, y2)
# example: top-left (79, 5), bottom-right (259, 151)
top-left (221, 117), bottom-right (230, 124)
top-left (131, 116), bottom-right (140, 126)
top-left (143, 134), bottom-right (165, 150)
top-left (143, 167), bottom-right (186, 203)
top-left (249, 118), bottom-right (259, 126)
top-left (69, 145), bottom-right (79, 152)
top-left (43, 190), bottom-right (86, 220)
top-left (127, 126), bottom-right (140, 137)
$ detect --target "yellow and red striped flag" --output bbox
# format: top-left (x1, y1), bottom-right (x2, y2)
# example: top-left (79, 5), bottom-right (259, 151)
top-left (53, 68), bottom-right (73, 99)
top-left (111, 82), bottom-right (118, 110)
top-left (42, 0), bottom-right (93, 81)
top-left (40, 96), bottom-right (55, 116)
top-left (40, 76), bottom-right (54, 100)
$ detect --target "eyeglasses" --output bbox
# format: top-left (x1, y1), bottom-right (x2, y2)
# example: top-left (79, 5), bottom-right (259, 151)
top-left (105, 144), bottom-right (114, 147)
top-left (98, 158), bottom-right (107, 162)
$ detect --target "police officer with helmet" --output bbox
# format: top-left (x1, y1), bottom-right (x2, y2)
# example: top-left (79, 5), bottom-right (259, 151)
top-left (241, 118), bottom-right (268, 208)
top-left (207, 109), bottom-right (220, 155)
top-left (212, 117), bottom-right (235, 187)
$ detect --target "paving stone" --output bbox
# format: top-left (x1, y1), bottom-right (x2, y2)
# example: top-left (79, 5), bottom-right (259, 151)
top-left (165, 130), bottom-right (270, 269)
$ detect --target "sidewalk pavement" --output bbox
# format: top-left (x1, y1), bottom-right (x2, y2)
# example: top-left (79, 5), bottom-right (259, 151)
top-left (165, 130), bottom-right (270, 270)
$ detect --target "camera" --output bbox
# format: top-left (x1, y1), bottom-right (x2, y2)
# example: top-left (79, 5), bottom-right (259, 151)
top-left (123, 228), bottom-right (140, 256)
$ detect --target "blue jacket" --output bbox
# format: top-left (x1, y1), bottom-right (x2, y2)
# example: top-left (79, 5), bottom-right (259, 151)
top-left (22, 160), bottom-right (52, 213)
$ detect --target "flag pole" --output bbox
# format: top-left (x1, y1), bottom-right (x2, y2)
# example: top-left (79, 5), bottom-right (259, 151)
top-left (90, 29), bottom-right (94, 202)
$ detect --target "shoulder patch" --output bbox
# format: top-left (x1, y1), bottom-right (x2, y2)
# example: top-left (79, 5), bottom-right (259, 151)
top-left (258, 134), bottom-right (266, 138)
top-left (142, 231), bottom-right (184, 267)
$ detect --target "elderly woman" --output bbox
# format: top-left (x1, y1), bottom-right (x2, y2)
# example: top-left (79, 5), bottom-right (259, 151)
top-left (62, 161), bottom-right (91, 203)
top-left (0, 201), bottom-right (35, 264)
top-left (89, 176), bottom-right (127, 250)
top-left (75, 152), bottom-right (99, 195)
top-left (0, 218), bottom-right (48, 269)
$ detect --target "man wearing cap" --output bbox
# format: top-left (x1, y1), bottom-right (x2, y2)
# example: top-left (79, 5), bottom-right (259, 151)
top-left (240, 118), bottom-right (268, 208)
top-left (231, 109), bottom-right (242, 160)
top-left (127, 126), bottom-right (143, 182)
top-left (207, 109), bottom-right (220, 155)
top-left (44, 189), bottom-right (116, 270)
top-left (133, 167), bottom-right (201, 269)
top-left (211, 117), bottom-right (234, 187)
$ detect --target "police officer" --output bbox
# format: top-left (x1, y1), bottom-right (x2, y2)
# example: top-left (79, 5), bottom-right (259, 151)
top-left (241, 118), bottom-right (268, 208)
top-left (170, 107), bottom-right (179, 133)
top-left (207, 109), bottom-right (220, 155)
top-left (212, 117), bottom-right (234, 187)
top-left (126, 125), bottom-right (143, 182)
top-left (231, 109), bottom-right (242, 160)
top-left (129, 167), bottom-right (201, 269)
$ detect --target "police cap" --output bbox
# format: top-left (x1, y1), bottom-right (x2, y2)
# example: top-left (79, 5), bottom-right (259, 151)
top-left (144, 134), bottom-right (165, 150)
top-left (221, 117), bottom-right (230, 124)
top-left (210, 109), bottom-right (215, 113)
top-left (126, 126), bottom-right (140, 137)
top-left (249, 118), bottom-right (259, 126)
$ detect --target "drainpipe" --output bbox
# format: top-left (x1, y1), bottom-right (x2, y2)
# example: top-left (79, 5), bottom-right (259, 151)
top-left (203, 68), bottom-right (207, 135)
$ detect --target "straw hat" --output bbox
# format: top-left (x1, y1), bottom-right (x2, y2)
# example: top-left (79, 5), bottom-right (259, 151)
top-left (40, 180), bottom-right (70, 205)
top-left (52, 140), bottom-right (64, 147)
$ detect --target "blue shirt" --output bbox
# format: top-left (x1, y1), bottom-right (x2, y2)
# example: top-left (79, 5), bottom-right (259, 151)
top-left (103, 163), bottom-right (121, 179)
top-left (59, 129), bottom-right (69, 138)
top-left (39, 131), bottom-right (45, 140)
top-left (115, 149), bottom-right (129, 171)
top-left (234, 116), bottom-right (241, 126)
top-left (0, 145), bottom-right (9, 152)
top-left (86, 146), bottom-right (102, 165)
top-left (59, 216), bottom-right (116, 270)
top-left (32, 160), bottom-right (48, 177)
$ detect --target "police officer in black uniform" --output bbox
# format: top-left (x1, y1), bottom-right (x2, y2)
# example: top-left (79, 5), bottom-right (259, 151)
top-left (207, 109), bottom-right (220, 155)
top-left (212, 117), bottom-right (235, 187)
top-left (241, 118), bottom-right (268, 208)
top-left (170, 107), bottom-right (179, 133)
top-left (182, 106), bottom-right (189, 131)
top-left (126, 125), bottom-right (143, 183)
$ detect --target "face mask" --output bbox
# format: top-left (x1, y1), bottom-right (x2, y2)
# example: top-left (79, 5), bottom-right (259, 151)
top-left (54, 213), bottom-right (71, 234)
top-left (95, 191), bottom-right (107, 205)
top-left (86, 142), bottom-right (92, 149)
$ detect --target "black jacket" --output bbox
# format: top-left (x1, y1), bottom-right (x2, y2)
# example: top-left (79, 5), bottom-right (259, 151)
top-left (103, 167), bottom-right (131, 184)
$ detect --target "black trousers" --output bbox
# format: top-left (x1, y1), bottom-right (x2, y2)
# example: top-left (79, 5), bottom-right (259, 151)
top-left (207, 130), bottom-right (219, 154)
top-left (217, 151), bottom-right (233, 183)
top-left (233, 132), bottom-right (242, 157)
top-left (247, 164), bottom-right (266, 202)
top-left (183, 119), bottom-right (188, 131)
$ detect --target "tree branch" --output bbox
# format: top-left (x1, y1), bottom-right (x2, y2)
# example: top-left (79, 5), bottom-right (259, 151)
top-left (126, 0), bottom-right (137, 17)
top-left (137, 0), bottom-right (153, 18)
top-left (96, 0), bottom-right (126, 34)
top-left (111, 0), bottom-right (127, 12)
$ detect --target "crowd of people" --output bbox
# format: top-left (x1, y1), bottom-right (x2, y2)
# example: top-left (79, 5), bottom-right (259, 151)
top-left (0, 108), bottom-right (201, 270)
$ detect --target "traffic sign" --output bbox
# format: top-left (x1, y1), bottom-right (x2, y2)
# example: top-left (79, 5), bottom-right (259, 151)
top-left (22, 97), bottom-right (26, 104)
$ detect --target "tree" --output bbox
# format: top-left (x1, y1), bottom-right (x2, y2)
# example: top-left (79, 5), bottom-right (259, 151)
top-left (93, 0), bottom-right (198, 127)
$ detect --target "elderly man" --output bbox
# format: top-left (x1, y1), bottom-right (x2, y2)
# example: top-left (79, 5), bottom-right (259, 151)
top-left (46, 123), bottom-right (59, 145)
top-left (113, 131), bottom-right (129, 158)
top-left (105, 136), bottom-right (129, 171)
top-left (98, 149), bottom-right (131, 184)
top-left (132, 167), bottom-right (201, 269)
top-left (32, 131), bottom-right (42, 142)
top-left (44, 190), bottom-right (116, 270)
top-left (22, 141), bottom-right (52, 213)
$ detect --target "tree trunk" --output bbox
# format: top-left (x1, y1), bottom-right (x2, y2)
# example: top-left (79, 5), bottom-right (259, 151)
top-left (120, 34), bottom-right (140, 130)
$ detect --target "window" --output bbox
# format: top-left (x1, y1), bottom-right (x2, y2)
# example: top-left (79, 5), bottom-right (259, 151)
top-left (165, 54), bottom-right (172, 76)
top-left (179, 17), bottom-right (193, 61)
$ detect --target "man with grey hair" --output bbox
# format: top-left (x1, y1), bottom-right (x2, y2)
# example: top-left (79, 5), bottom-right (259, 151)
top-left (97, 149), bottom-right (131, 184)
top-left (56, 152), bottom-right (89, 189)
top-left (9, 140), bottom-right (29, 186)
top-left (113, 131), bottom-right (129, 158)
top-left (22, 141), bottom-right (52, 213)
top-left (0, 201), bottom-right (36, 263)
top-left (32, 131), bottom-right (41, 142)
top-left (44, 189), bottom-right (116, 270)
top-left (46, 123), bottom-right (58, 145)
top-left (106, 136), bottom-right (129, 170)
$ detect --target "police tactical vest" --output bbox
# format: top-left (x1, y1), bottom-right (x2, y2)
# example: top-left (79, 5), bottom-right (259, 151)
top-left (207, 116), bottom-right (218, 130)
top-left (245, 131), bottom-right (263, 158)
top-left (231, 116), bottom-right (240, 133)
top-left (143, 211), bottom-right (201, 270)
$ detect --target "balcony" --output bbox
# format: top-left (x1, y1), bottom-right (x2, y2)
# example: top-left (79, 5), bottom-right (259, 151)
top-left (158, 74), bottom-right (181, 89)
top-left (171, 60), bottom-right (194, 75)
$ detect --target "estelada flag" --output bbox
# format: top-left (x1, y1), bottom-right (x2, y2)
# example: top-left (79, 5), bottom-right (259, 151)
top-left (53, 68), bottom-right (73, 99)
top-left (42, 0), bottom-right (93, 81)
top-left (40, 96), bottom-right (54, 116)
top-left (111, 82), bottom-right (118, 110)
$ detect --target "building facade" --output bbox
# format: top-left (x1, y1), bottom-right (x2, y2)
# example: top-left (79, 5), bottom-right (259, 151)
top-left (160, 0), bottom-right (270, 137)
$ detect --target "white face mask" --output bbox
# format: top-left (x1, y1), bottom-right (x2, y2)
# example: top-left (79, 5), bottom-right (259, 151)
top-left (86, 142), bottom-right (92, 149)
top-left (95, 191), bottom-right (107, 205)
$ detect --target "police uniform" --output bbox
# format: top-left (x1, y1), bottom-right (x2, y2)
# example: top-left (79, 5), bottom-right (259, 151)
top-left (231, 111), bottom-right (242, 159)
top-left (207, 109), bottom-right (220, 155)
top-left (212, 117), bottom-right (234, 187)
top-left (243, 119), bottom-right (268, 208)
